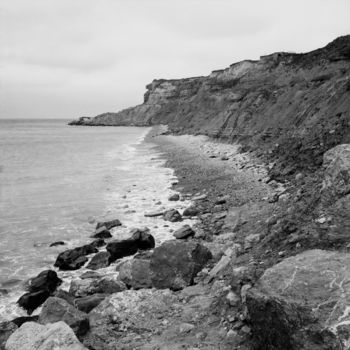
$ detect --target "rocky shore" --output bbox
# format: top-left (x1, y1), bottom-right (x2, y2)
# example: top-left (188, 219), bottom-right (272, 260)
top-left (2, 35), bottom-right (350, 349)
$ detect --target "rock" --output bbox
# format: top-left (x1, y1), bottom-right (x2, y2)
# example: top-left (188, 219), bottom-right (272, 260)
top-left (244, 234), bottom-right (261, 250)
top-left (163, 209), bottom-right (182, 222)
top-left (5, 321), bottom-right (87, 350)
top-left (247, 249), bottom-right (350, 350)
top-left (221, 156), bottom-right (229, 161)
top-left (144, 210), bottom-right (164, 217)
top-left (182, 206), bottom-right (199, 217)
top-left (91, 226), bottom-right (111, 239)
top-left (215, 195), bottom-right (230, 205)
top-left (74, 294), bottom-right (106, 313)
top-left (295, 172), bottom-right (304, 182)
top-left (106, 229), bottom-right (155, 263)
top-left (39, 297), bottom-right (89, 337)
top-left (323, 144), bottom-right (350, 200)
top-left (17, 270), bottom-right (62, 315)
top-left (168, 193), bottom-right (180, 201)
top-left (53, 289), bottom-right (75, 306)
top-left (192, 194), bottom-right (207, 201)
top-left (80, 271), bottom-right (101, 279)
top-left (178, 323), bottom-right (195, 333)
top-left (267, 193), bottom-right (279, 203)
top-left (54, 244), bottom-right (98, 270)
top-left (0, 322), bottom-right (17, 350)
top-left (86, 252), bottom-right (110, 270)
top-left (118, 259), bottom-right (152, 289)
top-left (49, 241), bottom-right (65, 247)
top-left (95, 219), bottom-right (121, 231)
top-left (226, 291), bottom-right (240, 307)
top-left (173, 225), bottom-right (195, 239)
top-left (69, 277), bottom-right (126, 297)
top-left (11, 316), bottom-right (39, 328)
top-left (91, 238), bottom-right (106, 248)
top-left (150, 241), bottom-right (212, 290)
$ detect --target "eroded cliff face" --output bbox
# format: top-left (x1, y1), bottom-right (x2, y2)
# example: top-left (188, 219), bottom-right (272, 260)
top-left (70, 35), bottom-right (350, 174)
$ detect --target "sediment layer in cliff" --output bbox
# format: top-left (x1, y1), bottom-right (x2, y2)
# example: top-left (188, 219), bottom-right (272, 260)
top-left (70, 35), bottom-right (350, 175)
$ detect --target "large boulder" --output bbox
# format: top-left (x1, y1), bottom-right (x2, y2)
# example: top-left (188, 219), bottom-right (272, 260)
top-left (323, 144), bottom-right (350, 201)
top-left (247, 250), bottom-right (350, 350)
top-left (74, 294), bottom-right (107, 313)
top-left (163, 209), bottom-right (182, 222)
top-left (0, 322), bottom-right (17, 350)
top-left (86, 252), bottom-right (110, 270)
top-left (96, 219), bottom-right (121, 231)
top-left (17, 290), bottom-right (50, 315)
top-left (118, 259), bottom-right (152, 289)
top-left (5, 321), bottom-right (87, 350)
top-left (106, 229), bottom-right (155, 263)
top-left (69, 277), bottom-right (126, 297)
top-left (91, 226), bottom-right (112, 239)
top-left (150, 241), bottom-right (212, 290)
top-left (54, 244), bottom-right (98, 270)
top-left (39, 297), bottom-right (89, 337)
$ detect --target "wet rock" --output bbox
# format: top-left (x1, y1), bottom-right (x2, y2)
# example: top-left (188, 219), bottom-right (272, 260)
top-left (118, 259), bottom-right (152, 289)
top-left (150, 240), bottom-right (212, 290)
top-left (182, 206), bottom-right (199, 217)
top-left (168, 193), bottom-right (180, 201)
top-left (0, 321), bottom-right (17, 350)
top-left (54, 244), bottom-right (98, 270)
top-left (107, 229), bottom-right (155, 263)
top-left (49, 241), bottom-right (65, 247)
top-left (75, 294), bottom-right (106, 313)
top-left (95, 219), bottom-right (121, 231)
top-left (39, 297), bottom-right (89, 337)
top-left (5, 321), bottom-right (87, 350)
top-left (144, 210), bottom-right (164, 217)
top-left (173, 225), bottom-right (195, 239)
top-left (11, 316), bottom-right (39, 328)
top-left (86, 251), bottom-right (111, 270)
top-left (17, 290), bottom-right (50, 315)
top-left (247, 250), bottom-right (350, 350)
top-left (163, 209), bottom-right (182, 222)
top-left (91, 226), bottom-right (112, 239)
top-left (69, 277), bottom-right (126, 297)
top-left (91, 238), bottom-right (106, 248)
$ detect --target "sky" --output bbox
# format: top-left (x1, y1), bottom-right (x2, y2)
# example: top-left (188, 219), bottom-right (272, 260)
top-left (1, 0), bottom-right (350, 119)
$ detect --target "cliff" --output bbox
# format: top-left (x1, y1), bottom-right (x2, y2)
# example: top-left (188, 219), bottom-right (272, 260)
top-left (70, 35), bottom-right (350, 175)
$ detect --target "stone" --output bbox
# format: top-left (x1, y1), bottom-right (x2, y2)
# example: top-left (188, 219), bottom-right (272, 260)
top-left (0, 321), bottom-right (17, 350)
top-left (144, 210), bottom-right (164, 217)
top-left (244, 234), bottom-right (261, 250)
top-left (54, 244), bottom-right (98, 270)
top-left (118, 259), bottom-right (152, 289)
top-left (178, 323), bottom-right (195, 333)
top-left (182, 206), bottom-right (199, 217)
top-left (323, 144), bottom-right (350, 200)
top-left (27, 270), bottom-right (62, 294)
top-left (295, 172), bottom-right (304, 182)
top-left (39, 297), bottom-right (89, 337)
top-left (150, 240), bottom-right (212, 290)
top-left (192, 194), bottom-right (207, 201)
top-left (49, 241), bottom-right (65, 247)
top-left (53, 289), bottom-right (75, 306)
top-left (163, 209), bottom-right (182, 222)
top-left (11, 316), bottom-right (39, 328)
top-left (91, 226), bottom-right (112, 239)
top-left (90, 238), bottom-right (106, 248)
top-left (95, 219), bottom-right (121, 231)
top-left (226, 291), bottom-right (240, 307)
top-left (106, 229), bottom-right (155, 263)
top-left (74, 294), bottom-right (106, 313)
top-left (5, 321), bottom-right (87, 350)
top-left (69, 277), bottom-right (126, 297)
top-left (215, 195), bottom-right (230, 205)
top-left (86, 251), bottom-right (111, 270)
top-left (17, 290), bottom-right (50, 315)
top-left (173, 225), bottom-right (195, 239)
top-left (247, 249), bottom-right (350, 350)
top-left (168, 193), bottom-right (180, 201)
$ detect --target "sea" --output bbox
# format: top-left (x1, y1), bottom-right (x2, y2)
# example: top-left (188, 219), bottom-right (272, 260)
top-left (0, 119), bottom-right (191, 321)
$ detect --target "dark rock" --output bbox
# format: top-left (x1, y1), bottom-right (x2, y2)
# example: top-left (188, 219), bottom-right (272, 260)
top-left (74, 294), bottom-right (107, 313)
top-left (163, 209), bottom-right (182, 222)
top-left (0, 321), bottom-right (17, 350)
top-left (27, 270), bottom-right (62, 294)
top-left (144, 210), bottom-right (164, 217)
top-left (91, 238), bottom-right (106, 248)
top-left (54, 244), bottom-right (98, 270)
top-left (173, 225), bottom-right (195, 239)
top-left (96, 219), bottom-right (121, 231)
top-left (247, 250), bottom-right (350, 350)
top-left (91, 226), bottom-right (112, 239)
top-left (215, 195), bottom-right (230, 205)
top-left (11, 316), bottom-right (39, 328)
top-left (39, 297), bottom-right (89, 337)
top-left (107, 229), bottom-right (155, 263)
top-left (86, 251), bottom-right (111, 270)
top-left (49, 241), bottom-right (65, 247)
top-left (168, 193), bottom-right (180, 201)
top-left (150, 240), bottom-right (212, 290)
top-left (17, 289), bottom-right (50, 315)
top-left (118, 259), bottom-right (152, 289)
top-left (183, 206), bottom-right (199, 217)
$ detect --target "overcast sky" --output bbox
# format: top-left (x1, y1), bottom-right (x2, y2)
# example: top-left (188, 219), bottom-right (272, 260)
top-left (1, 0), bottom-right (350, 119)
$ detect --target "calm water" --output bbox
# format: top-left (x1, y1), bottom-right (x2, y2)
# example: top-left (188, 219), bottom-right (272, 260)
top-left (0, 119), bottom-right (188, 320)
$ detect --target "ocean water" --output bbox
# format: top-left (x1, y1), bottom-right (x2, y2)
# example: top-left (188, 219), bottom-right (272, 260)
top-left (0, 119), bottom-right (191, 321)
